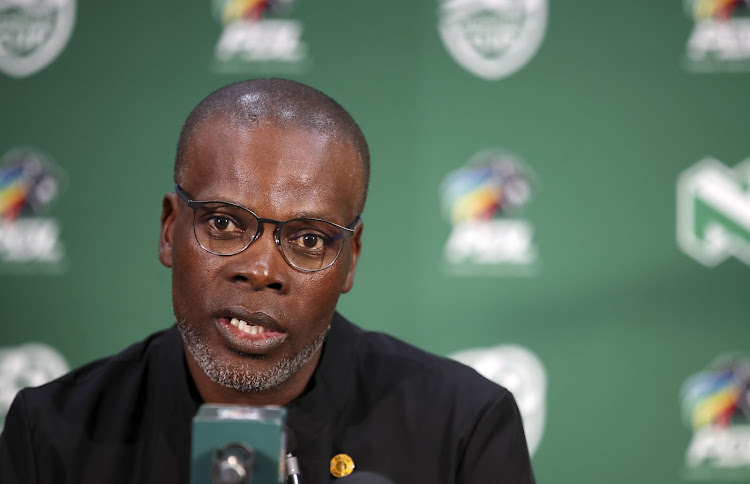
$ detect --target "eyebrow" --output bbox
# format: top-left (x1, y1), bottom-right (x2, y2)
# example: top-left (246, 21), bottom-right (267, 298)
top-left (290, 209), bottom-right (341, 221)
top-left (178, 185), bottom-right (352, 224)
top-left (200, 199), bottom-right (346, 224)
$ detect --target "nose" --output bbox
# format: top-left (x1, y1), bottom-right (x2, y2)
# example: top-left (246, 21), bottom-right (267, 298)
top-left (224, 224), bottom-right (288, 292)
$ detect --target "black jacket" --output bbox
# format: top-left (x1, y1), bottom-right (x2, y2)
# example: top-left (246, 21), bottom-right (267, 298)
top-left (0, 313), bottom-right (535, 483)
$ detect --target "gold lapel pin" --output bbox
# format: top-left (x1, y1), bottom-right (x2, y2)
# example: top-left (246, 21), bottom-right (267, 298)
top-left (330, 453), bottom-right (355, 478)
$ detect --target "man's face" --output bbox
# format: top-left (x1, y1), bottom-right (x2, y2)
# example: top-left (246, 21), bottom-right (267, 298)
top-left (159, 117), bottom-right (362, 399)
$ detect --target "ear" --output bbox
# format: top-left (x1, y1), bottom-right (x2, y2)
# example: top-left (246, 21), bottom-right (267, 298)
top-left (158, 192), bottom-right (179, 268)
top-left (341, 222), bottom-right (363, 294)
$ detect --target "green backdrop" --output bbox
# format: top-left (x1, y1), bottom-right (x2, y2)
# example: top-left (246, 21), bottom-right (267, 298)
top-left (2, 1), bottom-right (749, 482)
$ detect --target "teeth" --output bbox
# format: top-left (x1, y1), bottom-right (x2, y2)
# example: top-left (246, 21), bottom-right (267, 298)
top-left (229, 318), bottom-right (267, 335)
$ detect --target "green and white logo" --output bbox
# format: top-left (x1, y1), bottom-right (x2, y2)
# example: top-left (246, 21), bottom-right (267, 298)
top-left (0, 0), bottom-right (76, 78)
top-left (677, 157), bottom-right (750, 267)
top-left (437, 0), bottom-right (547, 80)
top-left (0, 342), bottom-right (68, 429)
top-left (451, 344), bottom-right (546, 456)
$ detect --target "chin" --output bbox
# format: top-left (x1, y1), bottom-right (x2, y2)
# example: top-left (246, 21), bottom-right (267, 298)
top-left (179, 318), bottom-right (328, 393)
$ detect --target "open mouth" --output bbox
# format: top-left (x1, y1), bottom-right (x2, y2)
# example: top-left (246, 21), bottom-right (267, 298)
top-left (229, 317), bottom-right (269, 335)
top-left (216, 315), bottom-right (287, 354)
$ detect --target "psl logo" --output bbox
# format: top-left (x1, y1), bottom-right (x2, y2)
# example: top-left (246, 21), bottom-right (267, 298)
top-left (681, 355), bottom-right (750, 480)
top-left (212, 0), bottom-right (309, 73)
top-left (451, 344), bottom-right (546, 456)
top-left (677, 157), bottom-right (750, 267)
top-left (0, 0), bottom-right (76, 78)
top-left (0, 147), bottom-right (66, 272)
top-left (684, 0), bottom-right (750, 72)
top-left (437, 0), bottom-right (548, 80)
top-left (441, 150), bottom-right (538, 275)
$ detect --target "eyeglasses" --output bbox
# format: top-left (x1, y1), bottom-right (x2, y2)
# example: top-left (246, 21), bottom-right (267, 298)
top-left (174, 184), bottom-right (360, 272)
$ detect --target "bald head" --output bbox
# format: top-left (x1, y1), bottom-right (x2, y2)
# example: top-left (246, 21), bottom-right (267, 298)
top-left (174, 79), bottom-right (370, 213)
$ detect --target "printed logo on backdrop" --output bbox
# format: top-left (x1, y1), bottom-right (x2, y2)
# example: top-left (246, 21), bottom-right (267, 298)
top-left (0, 147), bottom-right (67, 273)
top-left (0, 342), bottom-right (68, 430)
top-left (683, 0), bottom-right (750, 72)
top-left (0, 0), bottom-right (76, 78)
top-left (451, 344), bottom-right (546, 455)
top-left (441, 150), bottom-right (538, 276)
top-left (677, 157), bottom-right (750, 267)
top-left (212, 0), bottom-right (310, 74)
top-left (681, 354), bottom-right (750, 481)
top-left (437, 0), bottom-right (548, 80)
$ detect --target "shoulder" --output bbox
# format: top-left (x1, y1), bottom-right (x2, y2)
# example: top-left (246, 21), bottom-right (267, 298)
top-left (12, 326), bottom-right (181, 425)
top-left (1, 326), bottom-right (195, 483)
top-left (319, 315), bottom-right (533, 481)
top-left (330, 313), bottom-right (510, 410)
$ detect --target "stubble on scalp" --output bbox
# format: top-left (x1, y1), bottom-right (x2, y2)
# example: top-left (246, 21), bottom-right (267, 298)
top-left (177, 320), bottom-right (329, 392)
top-left (174, 78), bottom-right (370, 214)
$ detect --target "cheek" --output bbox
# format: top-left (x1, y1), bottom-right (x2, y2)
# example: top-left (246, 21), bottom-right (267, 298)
top-left (291, 270), bottom-right (348, 317)
top-left (171, 241), bottom-right (216, 315)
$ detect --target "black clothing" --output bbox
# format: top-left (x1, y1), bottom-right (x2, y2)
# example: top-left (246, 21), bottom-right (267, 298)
top-left (0, 313), bottom-right (535, 483)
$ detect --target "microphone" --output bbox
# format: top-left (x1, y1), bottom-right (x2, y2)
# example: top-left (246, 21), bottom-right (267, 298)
top-left (285, 453), bottom-right (301, 484)
top-left (212, 443), bottom-right (256, 484)
top-left (284, 425), bottom-right (302, 484)
top-left (191, 405), bottom-right (287, 484)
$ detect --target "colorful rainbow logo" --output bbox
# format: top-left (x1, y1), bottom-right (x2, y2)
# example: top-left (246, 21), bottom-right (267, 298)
top-left (0, 151), bottom-right (59, 222)
top-left (0, 164), bottom-right (30, 221)
top-left (682, 358), bottom-right (750, 429)
top-left (441, 152), bottom-right (531, 224)
top-left (222, 0), bottom-right (275, 23)
top-left (689, 0), bottom-right (750, 21)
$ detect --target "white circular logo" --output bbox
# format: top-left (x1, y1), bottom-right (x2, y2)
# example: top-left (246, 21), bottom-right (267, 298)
top-left (0, 342), bottom-right (69, 428)
top-left (451, 344), bottom-right (547, 455)
top-left (0, 0), bottom-right (77, 78)
top-left (438, 0), bottom-right (547, 80)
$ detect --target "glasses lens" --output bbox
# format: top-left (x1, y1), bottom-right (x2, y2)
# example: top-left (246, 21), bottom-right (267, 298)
top-left (279, 219), bottom-right (346, 271)
top-left (193, 203), bottom-right (258, 255)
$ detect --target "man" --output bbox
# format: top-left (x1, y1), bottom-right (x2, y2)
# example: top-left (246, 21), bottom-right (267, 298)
top-left (0, 79), bottom-right (535, 483)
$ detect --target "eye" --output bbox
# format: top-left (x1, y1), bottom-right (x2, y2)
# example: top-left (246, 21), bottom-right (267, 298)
top-left (292, 232), bottom-right (326, 250)
top-left (209, 216), bottom-right (237, 232)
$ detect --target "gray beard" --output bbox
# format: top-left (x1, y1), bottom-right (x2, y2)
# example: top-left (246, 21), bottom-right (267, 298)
top-left (178, 320), bottom-right (328, 392)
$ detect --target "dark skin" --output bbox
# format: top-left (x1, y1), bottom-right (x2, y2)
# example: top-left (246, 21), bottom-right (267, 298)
top-left (158, 117), bottom-right (363, 406)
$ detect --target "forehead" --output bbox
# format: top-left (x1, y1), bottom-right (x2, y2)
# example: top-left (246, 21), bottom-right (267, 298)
top-left (181, 117), bottom-right (362, 222)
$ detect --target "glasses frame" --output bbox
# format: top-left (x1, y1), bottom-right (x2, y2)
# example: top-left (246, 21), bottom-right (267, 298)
top-left (174, 184), bottom-right (360, 272)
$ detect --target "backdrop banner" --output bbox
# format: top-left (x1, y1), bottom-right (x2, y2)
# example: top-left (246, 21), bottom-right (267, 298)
top-left (1, 2), bottom-right (749, 482)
